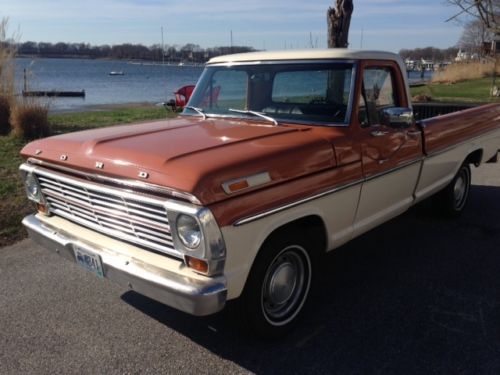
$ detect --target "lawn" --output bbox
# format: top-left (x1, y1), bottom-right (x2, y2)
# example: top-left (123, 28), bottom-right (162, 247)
top-left (0, 105), bottom-right (176, 247)
top-left (410, 78), bottom-right (500, 103)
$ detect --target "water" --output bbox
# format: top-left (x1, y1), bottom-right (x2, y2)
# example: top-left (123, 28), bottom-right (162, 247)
top-left (14, 58), bottom-right (433, 112)
top-left (15, 58), bottom-right (203, 112)
top-left (407, 70), bottom-right (434, 83)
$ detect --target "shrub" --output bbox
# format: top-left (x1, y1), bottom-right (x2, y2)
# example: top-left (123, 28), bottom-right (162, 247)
top-left (0, 95), bottom-right (11, 135)
top-left (11, 101), bottom-right (50, 140)
top-left (432, 60), bottom-right (500, 84)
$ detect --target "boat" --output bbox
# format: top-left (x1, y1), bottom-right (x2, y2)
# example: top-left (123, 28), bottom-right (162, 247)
top-left (109, 71), bottom-right (125, 76)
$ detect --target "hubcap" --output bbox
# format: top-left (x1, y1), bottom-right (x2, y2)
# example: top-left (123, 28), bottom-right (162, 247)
top-left (261, 245), bottom-right (311, 326)
top-left (268, 262), bottom-right (297, 305)
top-left (453, 169), bottom-right (469, 210)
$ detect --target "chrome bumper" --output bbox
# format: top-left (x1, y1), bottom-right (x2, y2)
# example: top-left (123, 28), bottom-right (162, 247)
top-left (23, 214), bottom-right (227, 316)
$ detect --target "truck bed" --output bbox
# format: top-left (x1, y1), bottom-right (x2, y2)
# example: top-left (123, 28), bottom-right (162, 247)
top-left (415, 103), bottom-right (500, 156)
top-left (413, 102), bottom-right (477, 121)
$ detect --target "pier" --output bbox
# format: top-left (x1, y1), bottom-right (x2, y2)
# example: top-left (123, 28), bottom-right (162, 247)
top-left (22, 90), bottom-right (86, 98)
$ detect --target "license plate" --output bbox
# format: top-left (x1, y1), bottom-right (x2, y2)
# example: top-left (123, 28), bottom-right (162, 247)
top-left (74, 245), bottom-right (104, 278)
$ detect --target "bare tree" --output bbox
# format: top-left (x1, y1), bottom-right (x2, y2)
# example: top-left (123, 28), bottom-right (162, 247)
top-left (447, 0), bottom-right (499, 31)
top-left (459, 19), bottom-right (495, 51)
top-left (327, 0), bottom-right (354, 48)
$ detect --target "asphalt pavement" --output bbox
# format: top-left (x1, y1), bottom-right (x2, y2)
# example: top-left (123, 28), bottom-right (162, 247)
top-left (2, 164), bottom-right (500, 374)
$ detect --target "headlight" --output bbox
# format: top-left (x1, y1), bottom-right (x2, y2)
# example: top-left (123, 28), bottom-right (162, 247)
top-left (25, 173), bottom-right (43, 203)
top-left (176, 214), bottom-right (202, 249)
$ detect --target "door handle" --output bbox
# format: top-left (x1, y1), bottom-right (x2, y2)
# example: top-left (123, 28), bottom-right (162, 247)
top-left (406, 130), bottom-right (421, 137)
top-left (371, 130), bottom-right (389, 137)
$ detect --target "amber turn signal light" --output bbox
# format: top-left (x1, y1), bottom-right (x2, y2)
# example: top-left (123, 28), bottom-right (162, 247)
top-left (185, 256), bottom-right (209, 274)
top-left (37, 203), bottom-right (49, 215)
top-left (228, 180), bottom-right (249, 192)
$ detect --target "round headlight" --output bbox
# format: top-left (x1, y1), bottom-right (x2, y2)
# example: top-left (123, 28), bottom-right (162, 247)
top-left (25, 173), bottom-right (42, 202)
top-left (176, 214), bottom-right (201, 249)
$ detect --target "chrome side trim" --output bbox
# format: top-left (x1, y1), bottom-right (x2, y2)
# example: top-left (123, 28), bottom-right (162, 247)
top-left (26, 158), bottom-right (201, 205)
top-left (364, 158), bottom-right (423, 183)
top-left (234, 177), bottom-right (363, 226)
top-left (23, 214), bottom-right (227, 316)
top-left (233, 158), bottom-right (423, 226)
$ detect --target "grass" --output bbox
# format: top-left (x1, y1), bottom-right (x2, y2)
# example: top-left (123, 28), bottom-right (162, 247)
top-left (0, 105), bottom-right (176, 247)
top-left (411, 78), bottom-right (500, 103)
top-left (50, 105), bottom-right (174, 133)
top-left (0, 136), bottom-right (32, 246)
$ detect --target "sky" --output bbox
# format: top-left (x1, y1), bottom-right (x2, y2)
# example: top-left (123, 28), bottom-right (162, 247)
top-left (0, 0), bottom-right (466, 52)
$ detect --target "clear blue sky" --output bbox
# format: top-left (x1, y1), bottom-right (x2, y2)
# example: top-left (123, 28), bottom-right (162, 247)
top-left (0, 0), bottom-right (465, 52)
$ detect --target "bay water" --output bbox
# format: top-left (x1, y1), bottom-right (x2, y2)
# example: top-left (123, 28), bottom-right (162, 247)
top-left (15, 57), bottom-right (203, 112)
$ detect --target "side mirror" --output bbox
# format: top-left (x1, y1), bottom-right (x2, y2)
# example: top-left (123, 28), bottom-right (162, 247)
top-left (380, 107), bottom-right (414, 129)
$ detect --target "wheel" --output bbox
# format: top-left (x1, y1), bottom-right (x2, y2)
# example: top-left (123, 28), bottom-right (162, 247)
top-left (435, 163), bottom-right (471, 217)
top-left (240, 232), bottom-right (315, 339)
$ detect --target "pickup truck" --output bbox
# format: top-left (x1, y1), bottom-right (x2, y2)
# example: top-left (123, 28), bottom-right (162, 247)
top-left (20, 49), bottom-right (500, 338)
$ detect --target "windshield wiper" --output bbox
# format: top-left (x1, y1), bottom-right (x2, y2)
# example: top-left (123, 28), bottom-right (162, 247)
top-left (228, 109), bottom-right (278, 126)
top-left (184, 106), bottom-right (207, 120)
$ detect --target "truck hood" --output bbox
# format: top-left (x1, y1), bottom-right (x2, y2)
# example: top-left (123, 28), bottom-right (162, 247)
top-left (21, 116), bottom-right (336, 204)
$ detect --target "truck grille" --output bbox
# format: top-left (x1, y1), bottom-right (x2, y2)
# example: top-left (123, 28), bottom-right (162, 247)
top-left (34, 168), bottom-right (181, 258)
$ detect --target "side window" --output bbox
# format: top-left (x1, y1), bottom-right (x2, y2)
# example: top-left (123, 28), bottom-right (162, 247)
top-left (358, 67), bottom-right (396, 126)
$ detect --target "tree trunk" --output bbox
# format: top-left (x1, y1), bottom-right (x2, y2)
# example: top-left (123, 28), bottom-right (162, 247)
top-left (327, 0), bottom-right (354, 48)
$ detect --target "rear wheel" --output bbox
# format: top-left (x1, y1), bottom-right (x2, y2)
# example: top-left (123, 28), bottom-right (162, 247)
top-left (240, 232), bottom-right (315, 339)
top-left (435, 163), bottom-right (471, 217)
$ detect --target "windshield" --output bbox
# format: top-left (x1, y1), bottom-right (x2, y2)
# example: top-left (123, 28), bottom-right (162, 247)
top-left (184, 62), bottom-right (355, 125)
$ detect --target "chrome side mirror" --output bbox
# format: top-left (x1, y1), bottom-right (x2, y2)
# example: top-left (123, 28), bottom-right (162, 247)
top-left (380, 107), bottom-right (414, 129)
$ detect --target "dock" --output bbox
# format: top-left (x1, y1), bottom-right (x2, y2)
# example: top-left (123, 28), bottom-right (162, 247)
top-left (22, 90), bottom-right (86, 98)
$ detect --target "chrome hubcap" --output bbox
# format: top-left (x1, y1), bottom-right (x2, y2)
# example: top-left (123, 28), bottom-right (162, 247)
top-left (453, 169), bottom-right (469, 209)
top-left (261, 245), bottom-right (311, 326)
top-left (268, 262), bottom-right (297, 305)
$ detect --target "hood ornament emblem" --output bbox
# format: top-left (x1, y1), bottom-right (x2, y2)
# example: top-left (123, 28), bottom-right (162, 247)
top-left (95, 162), bottom-right (104, 169)
top-left (138, 171), bottom-right (149, 179)
top-left (60, 154), bottom-right (68, 161)
top-left (35, 149), bottom-right (42, 155)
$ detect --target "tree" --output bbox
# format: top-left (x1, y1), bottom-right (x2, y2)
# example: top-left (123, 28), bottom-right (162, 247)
top-left (327, 0), bottom-right (354, 48)
top-left (447, 1), bottom-right (499, 32)
top-left (459, 18), bottom-right (494, 52)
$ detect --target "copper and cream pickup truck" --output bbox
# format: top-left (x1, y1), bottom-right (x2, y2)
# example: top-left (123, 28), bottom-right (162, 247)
top-left (20, 50), bottom-right (500, 338)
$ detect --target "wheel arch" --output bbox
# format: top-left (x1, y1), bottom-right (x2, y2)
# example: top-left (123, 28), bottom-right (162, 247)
top-left (261, 215), bottom-right (328, 255)
top-left (465, 148), bottom-right (483, 167)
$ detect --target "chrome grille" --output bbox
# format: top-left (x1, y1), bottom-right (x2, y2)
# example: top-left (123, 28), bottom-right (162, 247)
top-left (34, 168), bottom-right (181, 258)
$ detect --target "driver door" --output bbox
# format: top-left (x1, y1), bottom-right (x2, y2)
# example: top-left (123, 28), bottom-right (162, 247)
top-left (352, 62), bottom-right (423, 237)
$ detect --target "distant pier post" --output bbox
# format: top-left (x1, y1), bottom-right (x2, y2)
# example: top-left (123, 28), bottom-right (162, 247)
top-left (23, 69), bottom-right (27, 92)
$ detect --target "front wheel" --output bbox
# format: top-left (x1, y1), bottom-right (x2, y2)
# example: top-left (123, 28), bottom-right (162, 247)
top-left (240, 233), bottom-right (315, 339)
top-left (435, 163), bottom-right (471, 217)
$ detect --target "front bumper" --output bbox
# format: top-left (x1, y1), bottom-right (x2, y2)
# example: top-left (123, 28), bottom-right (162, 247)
top-left (23, 214), bottom-right (227, 316)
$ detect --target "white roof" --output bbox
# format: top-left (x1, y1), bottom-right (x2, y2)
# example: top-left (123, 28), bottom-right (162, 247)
top-left (207, 49), bottom-right (403, 64)
top-left (207, 48), bottom-right (412, 109)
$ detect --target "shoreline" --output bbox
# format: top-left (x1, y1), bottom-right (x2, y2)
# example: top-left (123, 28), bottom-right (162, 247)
top-left (48, 101), bottom-right (166, 114)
